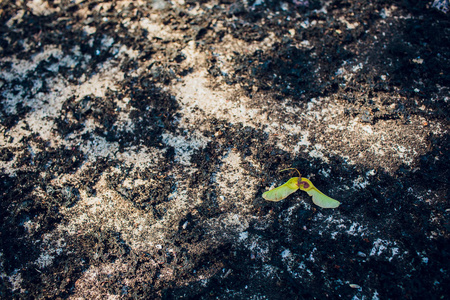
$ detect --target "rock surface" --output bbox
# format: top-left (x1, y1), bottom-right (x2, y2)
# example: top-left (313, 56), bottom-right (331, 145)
top-left (0, 0), bottom-right (449, 299)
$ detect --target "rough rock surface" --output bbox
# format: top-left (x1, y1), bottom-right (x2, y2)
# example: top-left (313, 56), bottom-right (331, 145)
top-left (0, 0), bottom-right (449, 299)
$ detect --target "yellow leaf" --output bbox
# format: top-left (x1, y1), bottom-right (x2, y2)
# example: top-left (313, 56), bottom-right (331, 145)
top-left (262, 177), bottom-right (299, 202)
top-left (299, 178), bottom-right (340, 208)
top-left (262, 168), bottom-right (341, 209)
